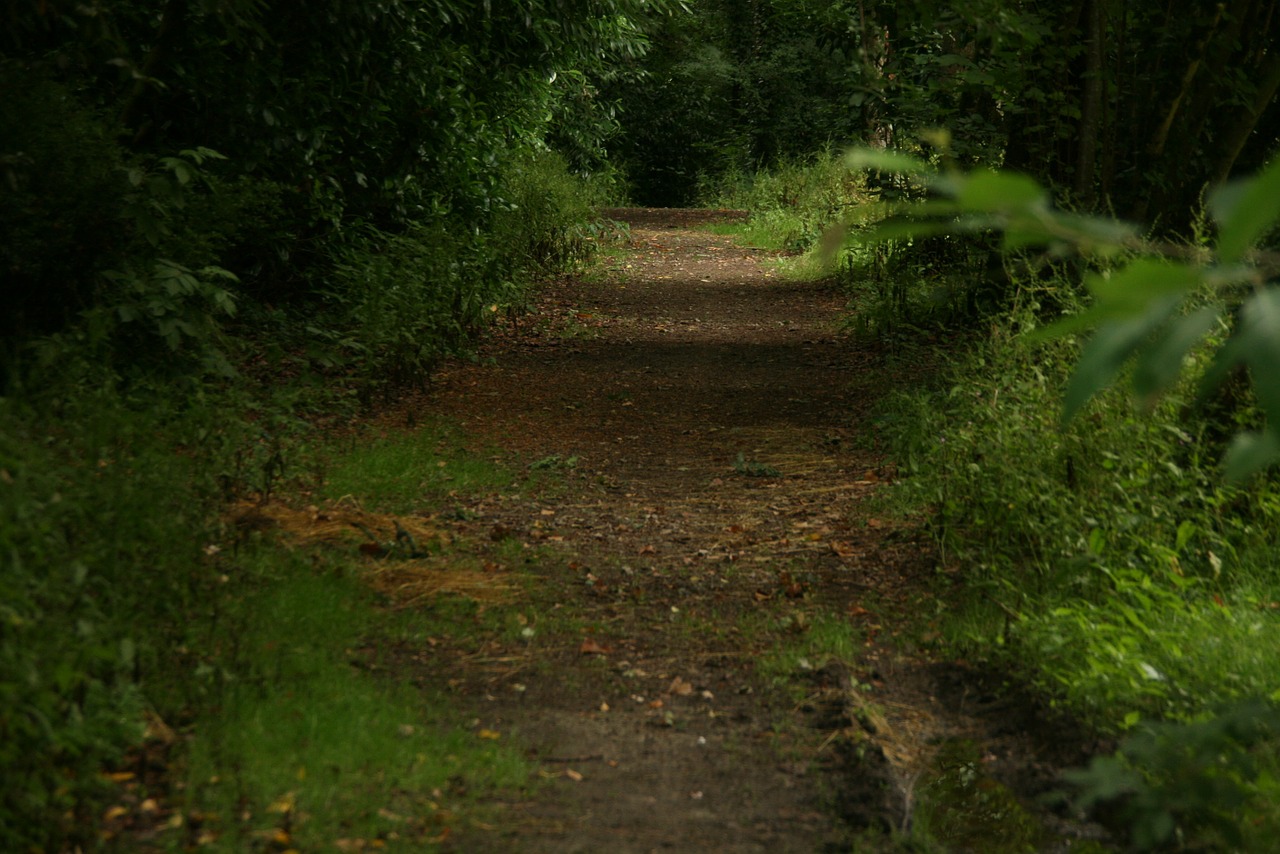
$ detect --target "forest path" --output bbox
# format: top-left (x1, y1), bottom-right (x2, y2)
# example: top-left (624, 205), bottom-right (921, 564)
top-left (393, 209), bottom-right (1091, 852)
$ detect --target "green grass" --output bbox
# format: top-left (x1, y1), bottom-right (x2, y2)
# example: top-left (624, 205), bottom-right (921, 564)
top-left (182, 555), bottom-right (532, 851)
top-left (320, 421), bottom-right (518, 510)
top-left (756, 612), bottom-right (861, 685)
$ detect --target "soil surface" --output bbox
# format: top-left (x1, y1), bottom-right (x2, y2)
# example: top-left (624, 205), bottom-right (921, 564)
top-left (385, 209), bottom-right (1106, 852)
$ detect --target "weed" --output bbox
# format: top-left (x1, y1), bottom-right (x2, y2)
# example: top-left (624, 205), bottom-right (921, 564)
top-left (320, 421), bottom-right (515, 511)
top-left (732, 452), bottom-right (781, 478)
top-left (699, 151), bottom-right (870, 255)
top-left (757, 613), bottom-right (860, 685)
top-left (1064, 700), bottom-right (1280, 851)
top-left (529, 454), bottom-right (579, 471)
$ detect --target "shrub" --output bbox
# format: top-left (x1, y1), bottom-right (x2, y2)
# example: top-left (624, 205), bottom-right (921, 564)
top-left (0, 391), bottom-right (234, 849)
top-left (699, 151), bottom-right (868, 252)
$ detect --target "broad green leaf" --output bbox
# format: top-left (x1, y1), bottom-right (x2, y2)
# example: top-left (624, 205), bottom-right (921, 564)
top-left (1210, 157), bottom-right (1280, 263)
top-left (1031, 262), bottom-right (1199, 345)
top-left (1240, 288), bottom-right (1280, 422)
top-left (845, 147), bottom-right (931, 176)
top-left (1062, 298), bottom-right (1181, 423)
top-left (1175, 519), bottom-right (1197, 552)
top-left (1085, 259), bottom-right (1202, 310)
top-left (955, 169), bottom-right (1047, 213)
top-left (1223, 430), bottom-right (1280, 482)
top-left (1131, 305), bottom-right (1220, 403)
top-left (1002, 216), bottom-right (1058, 251)
top-left (1045, 211), bottom-right (1141, 253)
top-left (903, 199), bottom-right (964, 219)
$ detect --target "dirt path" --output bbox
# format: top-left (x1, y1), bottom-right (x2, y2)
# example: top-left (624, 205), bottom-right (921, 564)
top-left (397, 209), bottom-right (1098, 852)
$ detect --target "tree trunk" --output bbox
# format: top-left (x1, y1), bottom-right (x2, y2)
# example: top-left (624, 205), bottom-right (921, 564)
top-left (1143, 5), bottom-right (1224, 162)
top-left (1074, 0), bottom-right (1105, 205)
top-left (1211, 45), bottom-right (1280, 184)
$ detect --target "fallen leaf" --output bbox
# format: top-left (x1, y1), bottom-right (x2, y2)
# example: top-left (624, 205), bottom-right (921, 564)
top-left (267, 792), bottom-right (296, 814)
top-left (564, 769), bottom-right (584, 782)
top-left (477, 729), bottom-right (501, 740)
top-left (103, 805), bottom-right (129, 821)
top-left (668, 677), bottom-right (694, 696)
top-left (579, 638), bottom-right (611, 655)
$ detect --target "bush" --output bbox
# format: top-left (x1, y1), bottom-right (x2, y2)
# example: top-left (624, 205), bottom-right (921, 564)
top-left (317, 150), bottom-right (616, 400)
top-left (491, 150), bottom-right (611, 274)
top-left (699, 151), bottom-right (868, 252)
top-left (879, 289), bottom-right (1280, 731)
top-left (0, 391), bottom-right (236, 849)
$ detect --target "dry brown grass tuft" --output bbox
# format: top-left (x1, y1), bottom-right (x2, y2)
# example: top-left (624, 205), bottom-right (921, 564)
top-left (228, 500), bottom-right (516, 605)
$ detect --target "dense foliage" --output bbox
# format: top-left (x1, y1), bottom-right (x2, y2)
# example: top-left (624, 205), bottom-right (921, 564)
top-left (4, 0), bottom-right (1280, 848)
top-left (2, 0), bottom-right (665, 362)
top-left (612, 0), bottom-right (1279, 220)
top-left (0, 1), bottom-right (675, 847)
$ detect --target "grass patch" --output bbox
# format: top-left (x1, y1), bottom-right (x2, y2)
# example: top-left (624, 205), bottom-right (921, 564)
top-left (181, 553), bottom-right (532, 851)
top-left (756, 612), bottom-right (860, 685)
top-left (319, 421), bottom-right (518, 510)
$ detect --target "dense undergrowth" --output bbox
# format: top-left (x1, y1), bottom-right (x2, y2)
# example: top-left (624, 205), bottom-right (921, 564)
top-left (0, 145), bottom-right (615, 849)
top-left (708, 156), bottom-right (1280, 850)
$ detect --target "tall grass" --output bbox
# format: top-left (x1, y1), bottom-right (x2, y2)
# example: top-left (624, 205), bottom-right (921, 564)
top-left (698, 150), bottom-right (869, 253)
top-left (877, 294), bottom-right (1280, 850)
top-left (879, 300), bottom-right (1280, 722)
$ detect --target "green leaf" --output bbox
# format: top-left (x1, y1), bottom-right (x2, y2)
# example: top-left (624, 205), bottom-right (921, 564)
top-left (1062, 299), bottom-right (1181, 423)
top-left (1223, 430), bottom-right (1280, 482)
top-left (845, 147), bottom-right (931, 176)
top-left (1031, 261), bottom-right (1202, 345)
top-left (1210, 157), bottom-right (1280, 263)
top-left (1131, 305), bottom-right (1221, 404)
top-left (955, 169), bottom-right (1047, 213)
top-left (851, 219), bottom-right (957, 244)
top-left (1240, 288), bottom-right (1280, 422)
top-left (1086, 259), bottom-right (1202, 310)
top-left (1043, 211), bottom-right (1140, 253)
